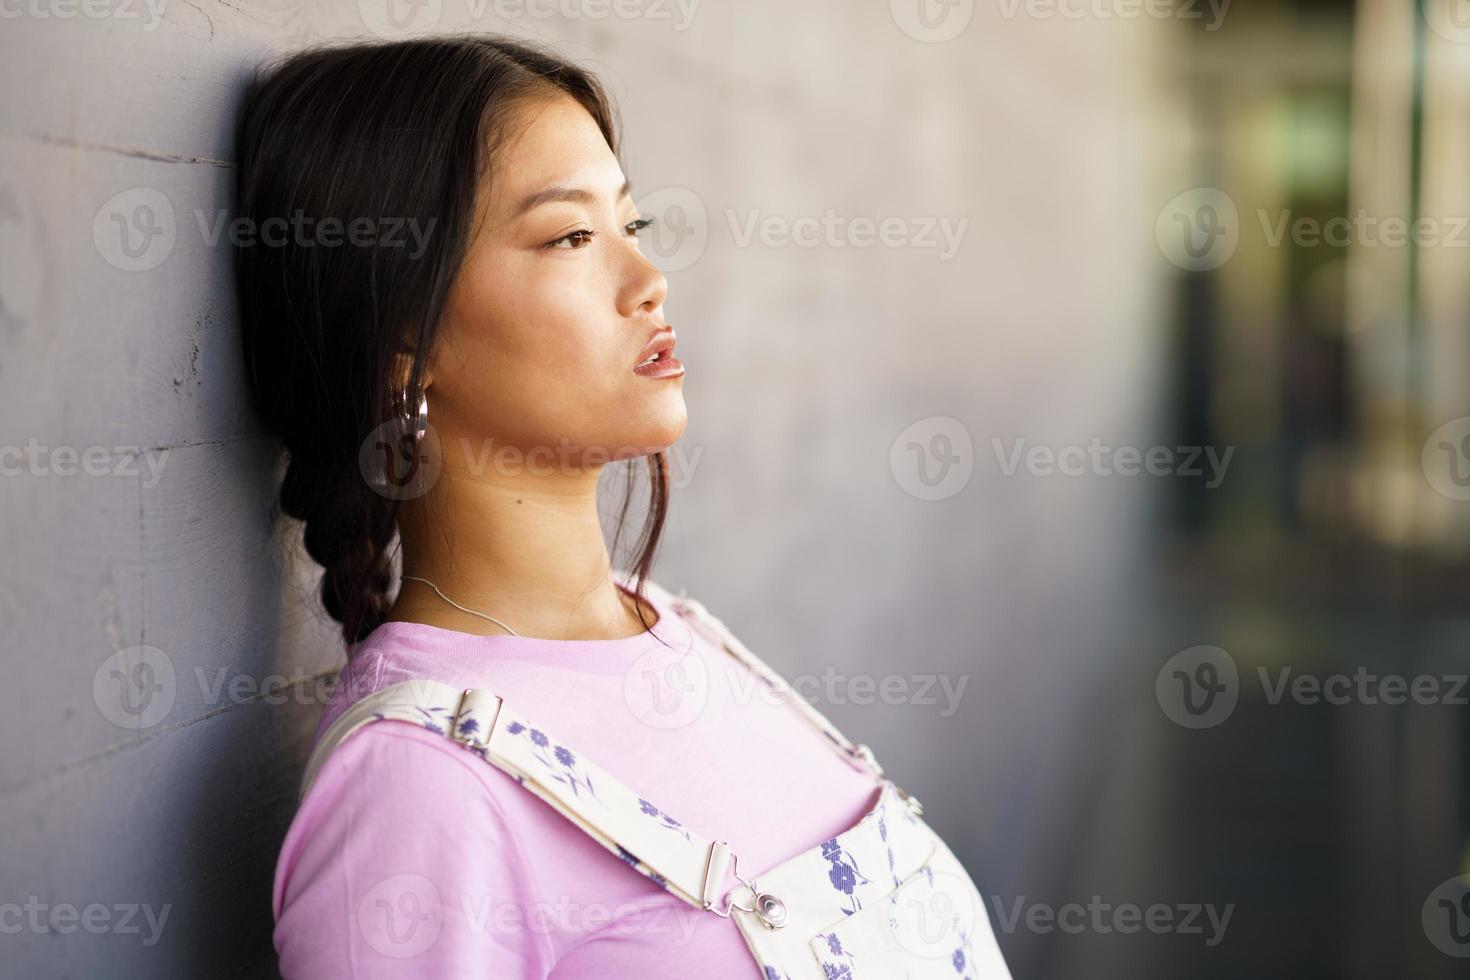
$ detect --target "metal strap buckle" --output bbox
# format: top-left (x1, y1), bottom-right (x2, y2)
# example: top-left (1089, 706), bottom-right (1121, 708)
top-left (701, 841), bottom-right (789, 930)
top-left (449, 688), bottom-right (499, 748)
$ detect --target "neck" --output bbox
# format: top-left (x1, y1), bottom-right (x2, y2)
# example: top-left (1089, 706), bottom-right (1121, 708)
top-left (385, 449), bottom-right (655, 641)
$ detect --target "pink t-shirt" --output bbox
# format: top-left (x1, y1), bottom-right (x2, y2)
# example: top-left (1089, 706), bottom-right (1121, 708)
top-left (272, 581), bottom-right (884, 978)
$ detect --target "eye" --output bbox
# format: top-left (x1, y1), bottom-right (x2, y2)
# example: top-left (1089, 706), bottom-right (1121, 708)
top-left (625, 216), bottom-right (655, 237)
top-left (545, 228), bottom-right (598, 250)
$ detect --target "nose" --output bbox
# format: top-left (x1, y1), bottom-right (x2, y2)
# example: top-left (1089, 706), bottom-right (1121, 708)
top-left (617, 235), bottom-right (668, 318)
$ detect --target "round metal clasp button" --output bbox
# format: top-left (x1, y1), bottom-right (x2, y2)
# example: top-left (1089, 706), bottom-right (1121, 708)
top-left (754, 892), bottom-right (788, 929)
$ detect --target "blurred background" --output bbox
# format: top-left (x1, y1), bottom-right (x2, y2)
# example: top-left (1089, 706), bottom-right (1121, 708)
top-left (2, 0), bottom-right (1469, 976)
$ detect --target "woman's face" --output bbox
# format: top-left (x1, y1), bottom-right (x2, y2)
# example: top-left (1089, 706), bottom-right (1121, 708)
top-left (426, 93), bottom-right (685, 472)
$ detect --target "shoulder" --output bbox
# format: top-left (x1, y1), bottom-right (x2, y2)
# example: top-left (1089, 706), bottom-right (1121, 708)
top-left (293, 717), bottom-right (514, 821)
top-left (273, 721), bottom-right (555, 977)
top-left (274, 721), bottom-right (528, 902)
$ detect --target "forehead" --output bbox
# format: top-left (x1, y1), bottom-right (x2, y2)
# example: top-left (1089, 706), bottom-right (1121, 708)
top-left (486, 94), bottom-right (623, 219)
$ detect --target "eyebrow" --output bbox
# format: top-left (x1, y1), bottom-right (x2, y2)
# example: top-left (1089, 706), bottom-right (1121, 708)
top-left (511, 178), bottom-right (633, 219)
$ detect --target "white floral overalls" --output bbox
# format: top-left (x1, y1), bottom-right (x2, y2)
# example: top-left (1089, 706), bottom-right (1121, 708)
top-left (300, 583), bottom-right (1013, 979)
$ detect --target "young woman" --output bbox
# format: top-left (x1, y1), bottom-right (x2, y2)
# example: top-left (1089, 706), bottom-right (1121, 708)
top-left (235, 35), bottom-right (1011, 979)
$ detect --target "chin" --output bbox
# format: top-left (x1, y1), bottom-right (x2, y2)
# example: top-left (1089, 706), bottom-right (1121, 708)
top-left (618, 402), bottom-right (688, 459)
top-left (645, 414), bottom-right (690, 455)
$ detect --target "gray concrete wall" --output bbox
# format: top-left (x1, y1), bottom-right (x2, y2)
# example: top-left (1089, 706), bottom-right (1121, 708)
top-left (0, 2), bottom-right (1167, 975)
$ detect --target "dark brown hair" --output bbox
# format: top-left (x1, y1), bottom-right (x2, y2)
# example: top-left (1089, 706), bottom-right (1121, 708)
top-left (233, 36), bottom-right (669, 647)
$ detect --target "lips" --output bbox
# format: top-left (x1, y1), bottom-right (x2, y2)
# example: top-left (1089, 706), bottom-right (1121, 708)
top-left (632, 327), bottom-right (684, 378)
top-left (634, 327), bottom-right (676, 369)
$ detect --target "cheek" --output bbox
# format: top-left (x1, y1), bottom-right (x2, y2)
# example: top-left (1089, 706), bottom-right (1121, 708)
top-left (516, 277), bottom-right (594, 352)
top-left (452, 251), bottom-right (598, 370)
top-left (440, 253), bottom-right (630, 442)
top-left (506, 275), bottom-right (622, 389)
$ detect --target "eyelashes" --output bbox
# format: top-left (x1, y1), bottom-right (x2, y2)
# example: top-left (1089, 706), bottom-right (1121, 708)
top-left (545, 228), bottom-right (598, 250)
top-left (544, 215), bottom-right (656, 250)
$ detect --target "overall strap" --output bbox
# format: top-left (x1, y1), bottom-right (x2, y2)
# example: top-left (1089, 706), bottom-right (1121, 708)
top-left (299, 678), bottom-right (755, 919)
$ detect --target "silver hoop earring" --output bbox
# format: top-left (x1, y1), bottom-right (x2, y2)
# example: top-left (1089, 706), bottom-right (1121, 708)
top-left (397, 390), bottom-right (428, 443)
top-left (411, 392), bottom-right (428, 443)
